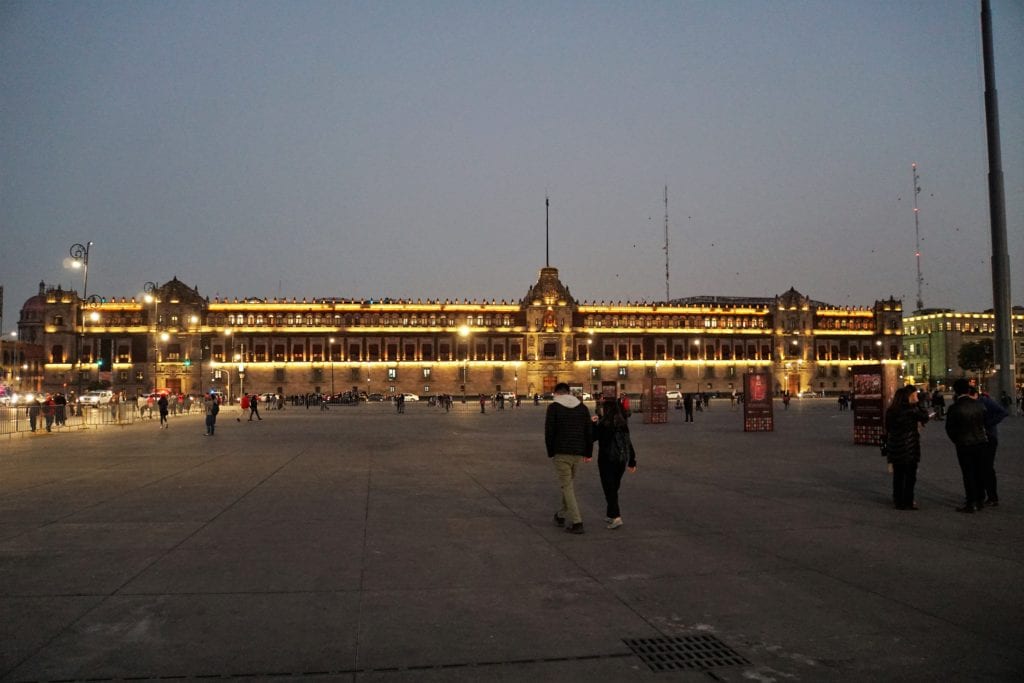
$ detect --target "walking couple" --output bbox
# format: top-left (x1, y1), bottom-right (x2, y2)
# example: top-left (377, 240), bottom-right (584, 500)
top-left (545, 383), bottom-right (637, 534)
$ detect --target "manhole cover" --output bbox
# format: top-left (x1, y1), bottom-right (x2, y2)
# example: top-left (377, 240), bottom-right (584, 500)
top-left (624, 635), bottom-right (750, 672)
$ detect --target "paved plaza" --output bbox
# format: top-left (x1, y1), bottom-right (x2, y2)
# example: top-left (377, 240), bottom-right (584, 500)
top-left (1, 399), bottom-right (1022, 682)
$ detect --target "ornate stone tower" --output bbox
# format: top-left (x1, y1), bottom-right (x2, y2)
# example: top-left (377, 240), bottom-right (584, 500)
top-left (521, 267), bottom-right (577, 395)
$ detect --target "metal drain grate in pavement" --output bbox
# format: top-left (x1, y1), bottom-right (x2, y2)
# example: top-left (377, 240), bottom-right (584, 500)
top-left (624, 635), bottom-right (750, 672)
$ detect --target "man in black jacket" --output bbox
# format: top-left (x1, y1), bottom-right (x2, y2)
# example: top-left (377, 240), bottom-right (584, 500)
top-left (546, 383), bottom-right (593, 534)
top-left (945, 378), bottom-right (988, 513)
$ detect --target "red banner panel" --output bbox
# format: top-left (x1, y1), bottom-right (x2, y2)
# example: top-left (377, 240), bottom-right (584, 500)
top-left (743, 372), bottom-right (774, 432)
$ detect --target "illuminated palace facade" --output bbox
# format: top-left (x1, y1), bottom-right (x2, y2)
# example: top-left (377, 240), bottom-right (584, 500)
top-left (19, 267), bottom-right (904, 399)
top-left (902, 307), bottom-right (1024, 389)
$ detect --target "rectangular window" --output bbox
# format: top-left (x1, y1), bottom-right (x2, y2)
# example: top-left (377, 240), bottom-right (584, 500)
top-left (422, 367), bottom-right (431, 379)
top-left (388, 368), bottom-right (397, 380)
top-left (439, 343), bottom-right (451, 361)
top-left (631, 344), bottom-right (642, 359)
top-left (275, 368), bottom-right (285, 381)
top-left (135, 371), bottom-right (145, 381)
top-left (404, 343), bottom-right (416, 359)
top-left (311, 344), bottom-right (323, 361)
top-left (368, 344), bottom-right (380, 361)
top-left (618, 366), bottom-right (628, 378)
top-left (543, 342), bottom-right (557, 358)
top-left (386, 344), bottom-right (398, 361)
top-left (422, 344), bottom-right (433, 361)
top-left (349, 344), bottom-right (360, 361)
top-left (292, 345), bottom-right (304, 361)
top-left (510, 343), bottom-right (521, 359)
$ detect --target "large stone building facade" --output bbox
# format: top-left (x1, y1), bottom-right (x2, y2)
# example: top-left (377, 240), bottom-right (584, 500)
top-left (902, 307), bottom-right (1024, 390)
top-left (18, 267), bottom-right (904, 400)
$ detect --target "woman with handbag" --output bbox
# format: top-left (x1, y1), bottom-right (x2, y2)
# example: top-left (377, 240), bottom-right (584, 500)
top-left (593, 395), bottom-right (638, 529)
top-left (884, 386), bottom-right (930, 510)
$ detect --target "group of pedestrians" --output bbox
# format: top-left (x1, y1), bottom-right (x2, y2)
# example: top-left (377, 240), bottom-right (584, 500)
top-left (236, 393), bottom-right (263, 421)
top-left (883, 378), bottom-right (1007, 513)
top-left (545, 383), bottom-right (637, 534)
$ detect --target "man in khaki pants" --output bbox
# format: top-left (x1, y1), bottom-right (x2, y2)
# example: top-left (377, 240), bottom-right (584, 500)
top-left (545, 383), bottom-right (594, 534)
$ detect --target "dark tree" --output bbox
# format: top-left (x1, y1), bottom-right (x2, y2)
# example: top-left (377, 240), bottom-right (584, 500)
top-left (957, 339), bottom-right (994, 375)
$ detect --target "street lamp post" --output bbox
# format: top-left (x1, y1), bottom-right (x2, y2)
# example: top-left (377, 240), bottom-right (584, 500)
top-left (459, 325), bottom-right (470, 402)
top-left (693, 339), bottom-right (702, 393)
top-left (144, 282), bottom-right (160, 393)
top-left (329, 337), bottom-right (336, 397)
top-left (66, 241), bottom-right (93, 400)
top-left (223, 329), bottom-right (234, 403)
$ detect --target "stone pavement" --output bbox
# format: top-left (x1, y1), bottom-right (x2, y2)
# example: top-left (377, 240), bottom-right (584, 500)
top-left (1, 399), bottom-right (1022, 682)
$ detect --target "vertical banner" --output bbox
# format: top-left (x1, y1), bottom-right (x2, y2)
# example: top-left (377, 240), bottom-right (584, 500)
top-left (644, 376), bottom-right (668, 424)
top-left (743, 371), bottom-right (774, 431)
top-left (852, 365), bottom-right (885, 445)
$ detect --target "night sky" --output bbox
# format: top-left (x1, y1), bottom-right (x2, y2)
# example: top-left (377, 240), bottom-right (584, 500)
top-left (2, 1), bottom-right (1021, 333)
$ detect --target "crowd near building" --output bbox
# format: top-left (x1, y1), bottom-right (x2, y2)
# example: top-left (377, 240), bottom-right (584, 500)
top-left (4, 266), bottom-right (923, 403)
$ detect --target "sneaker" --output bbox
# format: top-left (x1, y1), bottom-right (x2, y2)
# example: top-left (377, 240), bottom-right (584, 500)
top-left (553, 513), bottom-right (565, 527)
top-left (607, 517), bottom-right (623, 530)
top-left (564, 522), bottom-right (584, 534)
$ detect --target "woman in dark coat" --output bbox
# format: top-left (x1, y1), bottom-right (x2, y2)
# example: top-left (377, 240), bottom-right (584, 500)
top-left (884, 386), bottom-right (930, 510)
top-left (593, 396), bottom-right (637, 529)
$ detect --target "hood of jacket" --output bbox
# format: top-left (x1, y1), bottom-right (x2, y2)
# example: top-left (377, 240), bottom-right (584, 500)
top-left (553, 394), bottom-right (581, 409)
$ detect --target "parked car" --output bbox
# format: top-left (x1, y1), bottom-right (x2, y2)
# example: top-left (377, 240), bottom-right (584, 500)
top-left (366, 393), bottom-right (385, 402)
top-left (401, 393), bottom-right (420, 402)
top-left (78, 390), bottom-right (114, 406)
top-left (499, 392), bottom-right (516, 402)
top-left (666, 390), bottom-right (683, 400)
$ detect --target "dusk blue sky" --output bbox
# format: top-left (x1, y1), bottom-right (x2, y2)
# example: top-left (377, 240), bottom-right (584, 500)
top-left (2, 1), bottom-right (1021, 334)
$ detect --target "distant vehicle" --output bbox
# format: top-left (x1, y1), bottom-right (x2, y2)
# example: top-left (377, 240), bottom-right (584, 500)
top-left (401, 392), bottom-right (420, 402)
top-left (366, 393), bottom-right (385, 402)
top-left (78, 390), bottom-right (114, 406)
top-left (666, 390), bottom-right (683, 400)
top-left (499, 392), bottom-right (516, 402)
top-left (798, 390), bottom-right (820, 398)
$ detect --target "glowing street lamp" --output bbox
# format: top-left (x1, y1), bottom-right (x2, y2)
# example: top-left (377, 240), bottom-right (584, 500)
top-left (66, 241), bottom-right (93, 398)
top-left (459, 325), bottom-right (470, 402)
top-left (329, 337), bottom-right (336, 397)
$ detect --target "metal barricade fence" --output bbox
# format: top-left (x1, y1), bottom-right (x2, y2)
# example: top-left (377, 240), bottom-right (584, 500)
top-left (0, 401), bottom-right (148, 436)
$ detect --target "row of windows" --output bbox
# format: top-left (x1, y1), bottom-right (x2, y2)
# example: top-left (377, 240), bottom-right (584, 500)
top-left (585, 315), bottom-right (769, 329)
top-left (215, 313), bottom-right (517, 328)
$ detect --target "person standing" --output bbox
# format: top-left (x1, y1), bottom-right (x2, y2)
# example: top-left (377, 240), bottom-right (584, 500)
top-left (43, 394), bottom-right (56, 432)
top-left (545, 382), bottom-right (594, 534)
top-left (204, 393), bottom-right (219, 436)
top-left (944, 379), bottom-right (987, 513)
top-left (883, 386), bottom-right (929, 510)
top-left (683, 393), bottom-right (694, 422)
top-left (593, 394), bottom-right (637, 529)
top-left (239, 393), bottom-right (250, 422)
top-left (249, 393), bottom-right (262, 421)
top-left (931, 389), bottom-right (946, 420)
top-left (974, 386), bottom-right (1008, 507)
top-left (157, 393), bottom-right (169, 429)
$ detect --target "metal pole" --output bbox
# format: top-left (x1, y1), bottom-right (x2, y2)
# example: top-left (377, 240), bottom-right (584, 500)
top-left (981, 0), bottom-right (1015, 399)
top-left (69, 242), bottom-right (92, 402)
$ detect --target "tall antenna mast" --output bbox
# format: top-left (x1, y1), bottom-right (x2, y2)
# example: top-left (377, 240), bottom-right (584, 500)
top-left (663, 185), bottom-right (670, 301)
top-left (911, 163), bottom-right (924, 311)
top-left (545, 195), bottom-right (550, 267)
